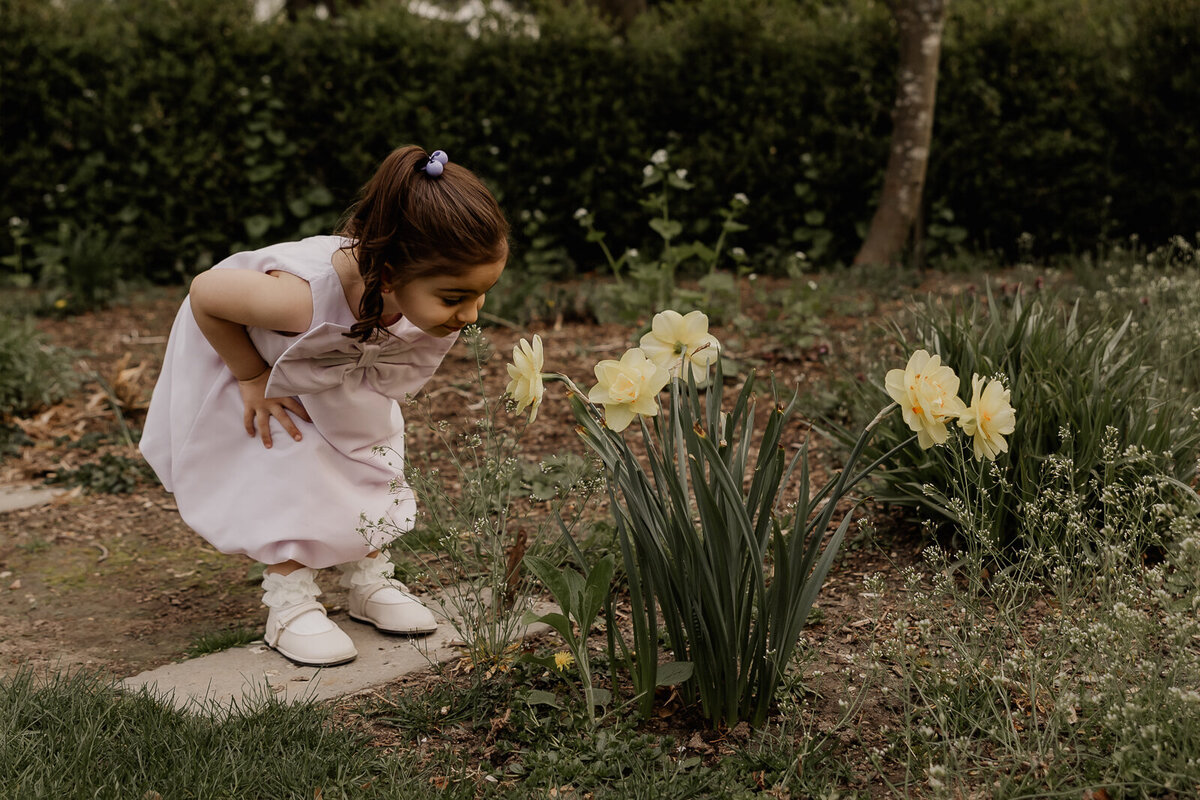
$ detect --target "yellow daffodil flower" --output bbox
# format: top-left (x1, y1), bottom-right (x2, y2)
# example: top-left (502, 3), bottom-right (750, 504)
top-left (957, 373), bottom-right (1016, 461)
top-left (588, 347), bottom-right (671, 432)
top-left (505, 335), bottom-right (545, 423)
top-left (884, 349), bottom-right (967, 449)
top-left (638, 309), bottom-right (721, 386)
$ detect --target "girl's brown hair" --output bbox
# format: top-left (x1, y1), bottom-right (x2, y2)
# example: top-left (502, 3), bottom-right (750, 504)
top-left (337, 146), bottom-right (509, 341)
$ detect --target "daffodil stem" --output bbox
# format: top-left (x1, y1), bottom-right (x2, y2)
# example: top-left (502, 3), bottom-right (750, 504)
top-left (545, 372), bottom-right (612, 429)
top-left (867, 402), bottom-right (899, 432)
top-left (545, 372), bottom-right (586, 398)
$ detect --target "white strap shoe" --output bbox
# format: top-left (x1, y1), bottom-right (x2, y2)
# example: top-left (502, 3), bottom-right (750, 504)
top-left (261, 568), bottom-right (357, 666)
top-left (339, 555), bottom-right (438, 635)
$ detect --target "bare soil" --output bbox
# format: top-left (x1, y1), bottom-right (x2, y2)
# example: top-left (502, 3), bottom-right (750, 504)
top-left (0, 276), bottom-right (944, 684)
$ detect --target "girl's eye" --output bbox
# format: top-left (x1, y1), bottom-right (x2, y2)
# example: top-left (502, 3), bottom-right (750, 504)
top-left (441, 297), bottom-right (465, 306)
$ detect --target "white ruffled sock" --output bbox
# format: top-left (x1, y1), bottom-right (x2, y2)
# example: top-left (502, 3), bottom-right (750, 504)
top-left (338, 553), bottom-right (397, 590)
top-left (261, 567), bottom-right (332, 635)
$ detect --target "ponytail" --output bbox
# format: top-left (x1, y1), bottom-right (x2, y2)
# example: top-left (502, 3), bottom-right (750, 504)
top-left (348, 269), bottom-right (387, 342)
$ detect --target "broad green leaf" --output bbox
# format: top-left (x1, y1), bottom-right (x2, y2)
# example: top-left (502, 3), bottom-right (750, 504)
top-left (655, 661), bottom-right (694, 686)
top-left (649, 218), bottom-right (682, 240)
top-left (581, 554), bottom-right (615, 626)
top-left (244, 215), bottom-right (271, 239)
top-left (692, 241), bottom-right (716, 262)
top-left (305, 185), bottom-right (334, 206)
top-left (245, 164), bottom-right (275, 183)
top-left (667, 172), bottom-right (693, 190)
top-left (524, 555), bottom-right (574, 611)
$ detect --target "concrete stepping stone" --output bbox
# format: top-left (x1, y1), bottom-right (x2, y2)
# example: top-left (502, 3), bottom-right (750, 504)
top-left (123, 597), bottom-right (555, 714)
top-left (0, 484), bottom-right (66, 514)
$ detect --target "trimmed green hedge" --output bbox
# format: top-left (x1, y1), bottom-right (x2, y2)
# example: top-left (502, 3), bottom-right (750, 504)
top-left (1, 0), bottom-right (1196, 283)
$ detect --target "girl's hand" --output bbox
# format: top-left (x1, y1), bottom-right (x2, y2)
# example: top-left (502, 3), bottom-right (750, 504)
top-left (237, 369), bottom-right (312, 449)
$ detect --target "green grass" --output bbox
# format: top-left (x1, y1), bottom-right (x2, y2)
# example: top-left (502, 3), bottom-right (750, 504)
top-left (854, 520), bottom-right (1200, 797)
top-left (346, 661), bottom-right (853, 798)
top-left (0, 670), bottom-right (431, 799)
top-left (0, 664), bottom-right (853, 799)
top-left (182, 627), bottom-right (262, 658)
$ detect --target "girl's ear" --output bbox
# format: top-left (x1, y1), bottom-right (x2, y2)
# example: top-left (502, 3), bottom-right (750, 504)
top-left (379, 265), bottom-right (397, 293)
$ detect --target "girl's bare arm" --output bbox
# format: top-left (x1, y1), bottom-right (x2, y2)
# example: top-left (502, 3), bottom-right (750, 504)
top-left (188, 269), bottom-right (315, 447)
top-left (188, 269), bottom-right (314, 379)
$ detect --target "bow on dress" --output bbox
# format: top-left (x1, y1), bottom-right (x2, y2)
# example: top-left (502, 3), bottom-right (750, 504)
top-left (263, 321), bottom-right (456, 400)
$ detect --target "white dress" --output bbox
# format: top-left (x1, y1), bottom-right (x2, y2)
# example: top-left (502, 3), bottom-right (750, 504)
top-left (140, 235), bottom-right (456, 568)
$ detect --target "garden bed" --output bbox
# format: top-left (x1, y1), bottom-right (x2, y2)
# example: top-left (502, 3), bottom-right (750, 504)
top-left (0, 274), bottom-right (899, 677)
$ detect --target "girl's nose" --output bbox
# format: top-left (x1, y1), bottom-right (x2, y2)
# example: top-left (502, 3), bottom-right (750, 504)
top-left (457, 299), bottom-right (481, 324)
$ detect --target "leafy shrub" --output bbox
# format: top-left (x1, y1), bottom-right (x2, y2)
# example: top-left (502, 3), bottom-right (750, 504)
top-left (0, 314), bottom-right (79, 417)
top-left (848, 286), bottom-right (1200, 553)
top-left (3, 0), bottom-right (1196, 287)
top-left (49, 452), bottom-right (157, 494)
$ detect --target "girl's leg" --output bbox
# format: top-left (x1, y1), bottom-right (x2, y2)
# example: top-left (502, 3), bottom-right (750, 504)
top-left (264, 559), bottom-right (306, 575)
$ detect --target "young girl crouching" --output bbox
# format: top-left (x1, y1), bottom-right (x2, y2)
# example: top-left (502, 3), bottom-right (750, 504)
top-left (141, 146), bottom-right (508, 666)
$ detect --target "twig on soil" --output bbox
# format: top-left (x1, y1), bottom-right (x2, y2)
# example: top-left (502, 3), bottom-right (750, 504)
top-left (79, 360), bottom-right (135, 448)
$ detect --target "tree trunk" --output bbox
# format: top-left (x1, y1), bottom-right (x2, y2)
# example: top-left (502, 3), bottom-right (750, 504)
top-left (854, 0), bottom-right (949, 267)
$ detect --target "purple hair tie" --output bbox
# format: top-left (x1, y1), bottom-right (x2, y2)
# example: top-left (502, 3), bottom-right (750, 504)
top-left (422, 150), bottom-right (449, 177)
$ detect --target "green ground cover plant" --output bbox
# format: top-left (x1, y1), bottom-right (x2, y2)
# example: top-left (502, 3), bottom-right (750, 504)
top-left (48, 451), bottom-right (157, 494)
top-left (863, 474), bottom-right (1200, 796)
top-left (1075, 235), bottom-right (1200, 391)
top-left (0, 314), bottom-right (79, 417)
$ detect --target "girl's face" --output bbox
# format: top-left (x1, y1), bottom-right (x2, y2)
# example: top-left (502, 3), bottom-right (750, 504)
top-left (387, 257), bottom-right (506, 336)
